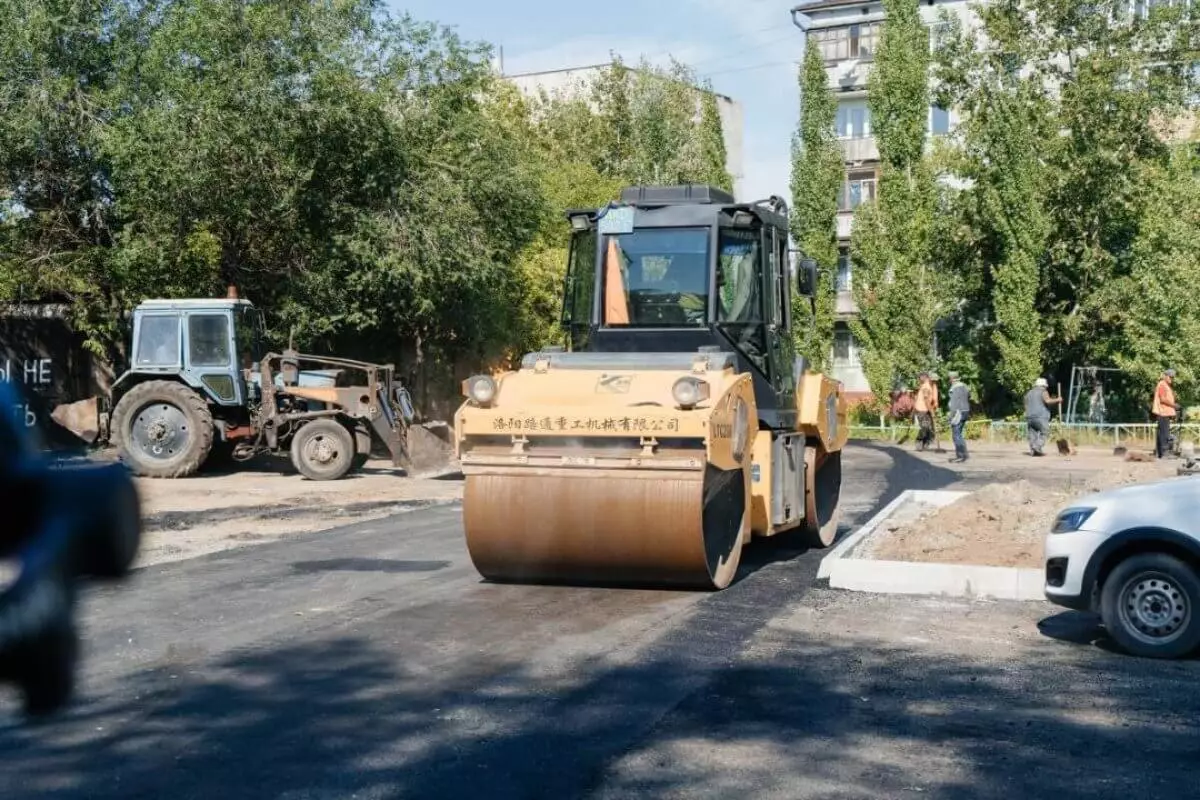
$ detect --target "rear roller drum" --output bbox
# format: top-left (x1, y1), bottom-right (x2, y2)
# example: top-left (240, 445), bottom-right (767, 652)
top-left (803, 446), bottom-right (842, 548)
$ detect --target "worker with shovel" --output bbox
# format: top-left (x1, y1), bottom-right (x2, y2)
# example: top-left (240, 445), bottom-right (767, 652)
top-left (1024, 377), bottom-right (1062, 457)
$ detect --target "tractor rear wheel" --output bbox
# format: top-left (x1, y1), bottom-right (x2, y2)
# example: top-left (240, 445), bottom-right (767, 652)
top-left (291, 419), bottom-right (355, 481)
top-left (111, 381), bottom-right (214, 478)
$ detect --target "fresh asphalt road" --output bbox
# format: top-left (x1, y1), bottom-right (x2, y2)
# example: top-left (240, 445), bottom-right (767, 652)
top-left (1, 444), bottom-right (1195, 799)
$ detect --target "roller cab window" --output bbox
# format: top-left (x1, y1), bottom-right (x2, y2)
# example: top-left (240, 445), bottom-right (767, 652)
top-left (716, 229), bottom-right (768, 374)
top-left (601, 228), bottom-right (709, 328)
top-left (563, 228), bottom-right (598, 348)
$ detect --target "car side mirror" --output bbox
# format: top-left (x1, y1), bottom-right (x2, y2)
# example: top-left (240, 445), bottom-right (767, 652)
top-left (797, 257), bottom-right (818, 297)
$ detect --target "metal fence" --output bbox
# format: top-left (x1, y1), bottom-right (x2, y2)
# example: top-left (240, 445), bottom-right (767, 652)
top-left (849, 420), bottom-right (1200, 446)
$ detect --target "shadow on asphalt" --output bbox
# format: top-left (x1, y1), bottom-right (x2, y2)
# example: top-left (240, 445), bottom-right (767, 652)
top-left (1037, 610), bottom-right (1200, 661)
top-left (290, 558), bottom-right (451, 575)
top-left (852, 441), bottom-right (964, 525)
top-left (2, 627), bottom-right (1197, 799)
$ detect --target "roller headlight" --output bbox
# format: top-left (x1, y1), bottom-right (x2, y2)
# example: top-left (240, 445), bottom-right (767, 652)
top-left (1052, 507), bottom-right (1095, 533)
top-left (672, 377), bottom-right (711, 409)
top-left (731, 398), bottom-right (750, 462)
top-left (463, 374), bottom-right (497, 406)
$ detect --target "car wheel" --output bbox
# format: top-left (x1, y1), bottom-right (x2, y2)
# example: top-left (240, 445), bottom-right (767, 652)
top-left (1100, 552), bottom-right (1200, 659)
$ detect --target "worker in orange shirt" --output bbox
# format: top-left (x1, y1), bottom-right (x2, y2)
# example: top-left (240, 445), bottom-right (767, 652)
top-left (913, 372), bottom-right (935, 451)
top-left (1153, 368), bottom-right (1181, 459)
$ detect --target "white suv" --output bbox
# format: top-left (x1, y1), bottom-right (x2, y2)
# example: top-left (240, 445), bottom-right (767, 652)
top-left (1044, 475), bottom-right (1200, 658)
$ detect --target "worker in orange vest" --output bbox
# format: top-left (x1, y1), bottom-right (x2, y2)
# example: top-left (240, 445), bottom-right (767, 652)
top-left (1153, 369), bottom-right (1181, 459)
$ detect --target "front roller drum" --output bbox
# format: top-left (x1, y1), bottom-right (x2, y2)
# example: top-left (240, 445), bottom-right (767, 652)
top-left (463, 465), bottom-right (749, 590)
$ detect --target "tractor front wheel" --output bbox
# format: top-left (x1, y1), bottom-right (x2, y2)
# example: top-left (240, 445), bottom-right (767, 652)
top-left (291, 419), bottom-right (356, 481)
top-left (110, 381), bottom-right (214, 478)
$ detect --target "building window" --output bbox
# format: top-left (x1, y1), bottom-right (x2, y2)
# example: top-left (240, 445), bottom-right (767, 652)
top-left (810, 22), bottom-right (881, 63)
top-left (833, 329), bottom-right (860, 368)
top-left (834, 103), bottom-right (871, 139)
top-left (928, 21), bottom-right (951, 52)
top-left (836, 249), bottom-right (853, 292)
top-left (839, 170), bottom-right (878, 211)
top-left (930, 105), bottom-right (950, 136)
top-left (851, 22), bottom-right (880, 60)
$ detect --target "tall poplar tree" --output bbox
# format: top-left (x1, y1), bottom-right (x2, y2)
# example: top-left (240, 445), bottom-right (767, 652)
top-left (789, 45), bottom-right (842, 370)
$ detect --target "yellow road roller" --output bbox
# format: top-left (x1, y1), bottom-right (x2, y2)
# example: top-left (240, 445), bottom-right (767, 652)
top-left (454, 184), bottom-right (849, 590)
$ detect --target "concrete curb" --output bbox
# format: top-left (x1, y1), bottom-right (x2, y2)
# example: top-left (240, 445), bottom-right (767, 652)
top-left (819, 489), bottom-right (1046, 602)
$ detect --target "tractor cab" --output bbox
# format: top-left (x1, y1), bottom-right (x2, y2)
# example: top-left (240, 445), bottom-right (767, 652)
top-left (122, 298), bottom-right (267, 407)
top-left (560, 185), bottom-right (819, 430)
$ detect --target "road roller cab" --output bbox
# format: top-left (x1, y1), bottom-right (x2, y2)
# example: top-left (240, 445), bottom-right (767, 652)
top-left (454, 184), bottom-right (848, 590)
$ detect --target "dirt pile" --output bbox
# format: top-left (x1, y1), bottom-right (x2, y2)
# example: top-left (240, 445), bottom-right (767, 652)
top-left (868, 462), bottom-right (1180, 569)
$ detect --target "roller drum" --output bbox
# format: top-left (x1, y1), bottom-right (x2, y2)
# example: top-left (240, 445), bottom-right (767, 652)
top-left (463, 465), bottom-right (747, 590)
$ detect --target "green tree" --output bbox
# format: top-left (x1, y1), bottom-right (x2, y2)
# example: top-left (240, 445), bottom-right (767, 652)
top-left (934, 6), bottom-right (1053, 399)
top-left (850, 0), bottom-right (950, 401)
top-left (0, 0), bottom-right (545, 378)
top-left (1106, 145), bottom-right (1200, 405)
top-left (933, 0), bottom-right (1200, 414)
top-left (699, 87), bottom-right (734, 192)
top-left (789, 45), bottom-right (842, 370)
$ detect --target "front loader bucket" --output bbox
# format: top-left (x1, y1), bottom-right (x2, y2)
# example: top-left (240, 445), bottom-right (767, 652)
top-left (463, 463), bottom-right (747, 590)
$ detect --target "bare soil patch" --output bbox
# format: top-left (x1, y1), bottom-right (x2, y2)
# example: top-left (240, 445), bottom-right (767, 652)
top-left (130, 458), bottom-right (463, 568)
top-left (867, 460), bottom-right (1179, 569)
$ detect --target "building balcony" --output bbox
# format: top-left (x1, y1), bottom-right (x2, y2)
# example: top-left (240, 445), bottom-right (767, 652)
top-left (839, 136), bottom-right (879, 164)
top-left (836, 211), bottom-right (854, 239)
top-left (836, 290), bottom-right (858, 316)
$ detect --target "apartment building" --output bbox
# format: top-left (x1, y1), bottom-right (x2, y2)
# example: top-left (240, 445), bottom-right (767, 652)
top-left (504, 63), bottom-right (747, 199)
top-left (792, 0), bottom-right (987, 401)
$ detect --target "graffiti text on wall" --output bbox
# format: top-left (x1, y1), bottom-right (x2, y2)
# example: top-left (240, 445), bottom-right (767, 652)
top-left (0, 358), bottom-right (54, 428)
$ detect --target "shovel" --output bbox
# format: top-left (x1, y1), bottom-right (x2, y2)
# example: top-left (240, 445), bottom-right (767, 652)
top-left (1053, 381), bottom-right (1074, 455)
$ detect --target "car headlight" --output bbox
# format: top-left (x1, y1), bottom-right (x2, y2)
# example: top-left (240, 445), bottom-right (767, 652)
top-left (672, 377), bottom-right (711, 409)
top-left (463, 374), bottom-right (497, 406)
top-left (1052, 507), bottom-right (1096, 533)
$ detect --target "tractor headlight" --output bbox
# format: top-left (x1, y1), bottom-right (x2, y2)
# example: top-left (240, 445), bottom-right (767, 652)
top-left (672, 377), bottom-right (710, 409)
top-left (463, 375), bottom-right (497, 406)
top-left (1052, 507), bottom-right (1096, 533)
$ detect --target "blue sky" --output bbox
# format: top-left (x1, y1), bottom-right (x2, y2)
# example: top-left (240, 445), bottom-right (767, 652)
top-left (390, 0), bottom-right (807, 203)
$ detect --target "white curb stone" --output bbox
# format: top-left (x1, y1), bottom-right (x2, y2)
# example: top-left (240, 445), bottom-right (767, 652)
top-left (818, 489), bottom-right (1046, 601)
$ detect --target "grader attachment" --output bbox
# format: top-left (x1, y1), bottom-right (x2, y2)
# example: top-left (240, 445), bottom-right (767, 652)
top-left (455, 184), bottom-right (848, 591)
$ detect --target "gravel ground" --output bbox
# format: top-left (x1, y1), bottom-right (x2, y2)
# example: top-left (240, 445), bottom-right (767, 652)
top-left (131, 458), bottom-right (464, 567)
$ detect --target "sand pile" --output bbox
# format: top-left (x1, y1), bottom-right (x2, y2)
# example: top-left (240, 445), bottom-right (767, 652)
top-left (868, 463), bottom-right (1180, 569)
